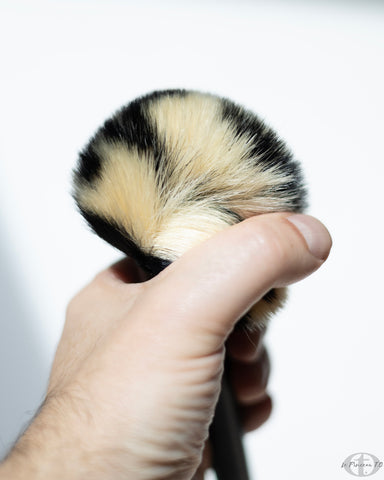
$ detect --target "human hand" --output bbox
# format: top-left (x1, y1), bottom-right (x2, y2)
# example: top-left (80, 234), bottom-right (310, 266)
top-left (0, 213), bottom-right (331, 480)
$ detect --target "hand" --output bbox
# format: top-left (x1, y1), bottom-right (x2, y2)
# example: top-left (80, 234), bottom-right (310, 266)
top-left (0, 213), bottom-right (331, 480)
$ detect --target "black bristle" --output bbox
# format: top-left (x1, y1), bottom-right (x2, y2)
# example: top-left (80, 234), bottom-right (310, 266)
top-left (262, 288), bottom-right (278, 304)
top-left (80, 211), bottom-right (171, 278)
top-left (76, 144), bottom-right (103, 184)
top-left (221, 98), bottom-right (307, 212)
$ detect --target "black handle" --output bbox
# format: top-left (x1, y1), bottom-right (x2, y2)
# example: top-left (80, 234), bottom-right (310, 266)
top-left (209, 366), bottom-right (250, 480)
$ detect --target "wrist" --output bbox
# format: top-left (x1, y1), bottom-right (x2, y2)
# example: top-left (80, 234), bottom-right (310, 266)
top-left (0, 396), bottom-right (98, 480)
top-left (0, 392), bottom-right (196, 480)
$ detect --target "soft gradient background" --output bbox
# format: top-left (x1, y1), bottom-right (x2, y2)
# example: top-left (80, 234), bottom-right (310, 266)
top-left (1, 1), bottom-right (383, 478)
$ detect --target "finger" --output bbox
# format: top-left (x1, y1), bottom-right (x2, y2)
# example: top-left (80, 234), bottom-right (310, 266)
top-left (240, 394), bottom-right (273, 433)
top-left (135, 213), bottom-right (332, 353)
top-left (230, 347), bottom-right (271, 405)
top-left (226, 326), bottom-right (266, 363)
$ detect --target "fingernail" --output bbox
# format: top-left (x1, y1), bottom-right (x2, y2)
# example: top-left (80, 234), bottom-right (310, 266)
top-left (287, 214), bottom-right (332, 260)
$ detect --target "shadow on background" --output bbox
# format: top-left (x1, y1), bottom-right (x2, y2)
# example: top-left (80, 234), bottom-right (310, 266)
top-left (0, 225), bottom-right (49, 460)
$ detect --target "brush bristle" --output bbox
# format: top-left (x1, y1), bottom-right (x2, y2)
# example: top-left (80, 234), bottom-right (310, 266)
top-left (73, 89), bottom-right (307, 328)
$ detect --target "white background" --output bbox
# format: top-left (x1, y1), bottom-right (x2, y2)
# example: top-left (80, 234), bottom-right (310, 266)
top-left (0, 1), bottom-right (383, 478)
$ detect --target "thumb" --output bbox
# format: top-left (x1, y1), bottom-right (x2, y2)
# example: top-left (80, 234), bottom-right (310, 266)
top-left (138, 212), bottom-right (332, 354)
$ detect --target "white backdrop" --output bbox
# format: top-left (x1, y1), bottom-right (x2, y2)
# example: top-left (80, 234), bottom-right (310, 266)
top-left (0, 1), bottom-right (383, 478)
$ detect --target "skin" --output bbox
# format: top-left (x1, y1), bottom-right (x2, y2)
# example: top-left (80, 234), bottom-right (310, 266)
top-left (0, 213), bottom-right (331, 479)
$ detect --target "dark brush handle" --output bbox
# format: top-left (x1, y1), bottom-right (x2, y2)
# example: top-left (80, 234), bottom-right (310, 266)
top-left (209, 365), bottom-right (250, 480)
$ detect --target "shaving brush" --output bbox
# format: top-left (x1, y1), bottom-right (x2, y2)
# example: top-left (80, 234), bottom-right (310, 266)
top-left (73, 89), bottom-right (307, 479)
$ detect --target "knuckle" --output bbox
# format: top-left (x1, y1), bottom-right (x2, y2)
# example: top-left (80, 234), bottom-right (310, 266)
top-left (65, 290), bottom-right (84, 319)
top-left (244, 215), bottom-right (293, 264)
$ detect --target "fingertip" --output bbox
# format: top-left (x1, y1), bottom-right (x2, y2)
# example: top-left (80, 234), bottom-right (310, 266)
top-left (286, 214), bottom-right (332, 261)
top-left (241, 394), bottom-right (273, 433)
